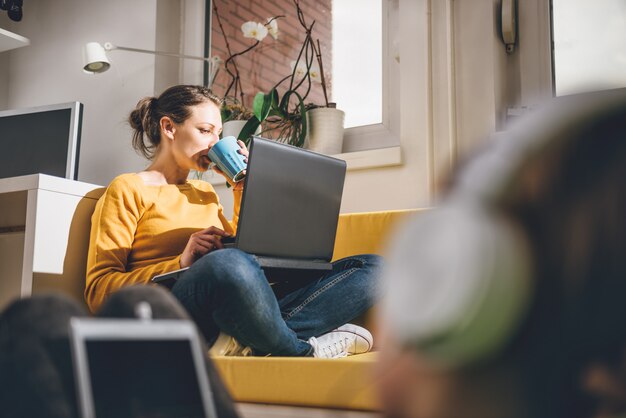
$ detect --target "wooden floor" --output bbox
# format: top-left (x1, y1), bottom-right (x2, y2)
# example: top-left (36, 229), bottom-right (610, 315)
top-left (236, 403), bottom-right (381, 418)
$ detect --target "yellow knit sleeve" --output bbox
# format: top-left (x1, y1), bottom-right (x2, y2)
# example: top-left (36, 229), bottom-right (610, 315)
top-left (84, 175), bottom-right (180, 312)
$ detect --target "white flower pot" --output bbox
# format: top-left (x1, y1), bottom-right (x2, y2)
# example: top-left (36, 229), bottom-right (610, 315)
top-left (305, 107), bottom-right (345, 155)
top-left (221, 120), bottom-right (249, 139)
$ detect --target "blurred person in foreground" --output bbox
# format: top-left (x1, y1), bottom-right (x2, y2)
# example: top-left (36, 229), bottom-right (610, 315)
top-left (377, 89), bottom-right (626, 418)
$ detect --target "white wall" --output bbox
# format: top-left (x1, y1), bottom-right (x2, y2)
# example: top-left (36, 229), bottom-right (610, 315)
top-left (0, 0), bottom-right (158, 185)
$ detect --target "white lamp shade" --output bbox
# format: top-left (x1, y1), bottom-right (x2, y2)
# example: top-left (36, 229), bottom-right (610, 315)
top-left (83, 42), bottom-right (111, 74)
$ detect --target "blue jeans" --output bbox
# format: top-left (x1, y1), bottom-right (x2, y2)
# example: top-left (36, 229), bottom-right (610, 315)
top-left (171, 249), bottom-right (382, 356)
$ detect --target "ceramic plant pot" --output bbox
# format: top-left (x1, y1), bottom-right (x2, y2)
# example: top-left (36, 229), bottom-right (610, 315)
top-left (305, 107), bottom-right (345, 155)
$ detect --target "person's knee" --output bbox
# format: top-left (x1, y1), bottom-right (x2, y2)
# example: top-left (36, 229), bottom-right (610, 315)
top-left (191, 249), bottom-right (263, 293)
top-left (351, 254), bottom-right (384, 303)
top-left (348, 254), bottom-right (383, 284)
top-left (360, 254), bottom-right (384, 271)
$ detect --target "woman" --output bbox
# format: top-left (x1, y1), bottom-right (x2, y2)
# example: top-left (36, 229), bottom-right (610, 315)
top-left (85, 85), bottom-right (380, 357)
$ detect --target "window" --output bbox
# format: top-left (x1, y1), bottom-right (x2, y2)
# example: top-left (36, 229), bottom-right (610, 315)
top-left (332, 0), bottom-right (383, 128)
top-left (181, 0), bottom-right (400, 159)
top-left (552, 0), bottom-right (626, 96)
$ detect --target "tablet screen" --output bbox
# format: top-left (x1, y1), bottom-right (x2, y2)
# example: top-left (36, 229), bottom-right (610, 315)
top-left (85, 339), bottom-right (206, 418)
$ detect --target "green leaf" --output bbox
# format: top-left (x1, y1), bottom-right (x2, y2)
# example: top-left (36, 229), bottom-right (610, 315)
top-left (221, 108), bottom-right (232, 122)
top-left (237, 117), bottom-right (261, 146)
top-left (253, 91), bottom-right (275, 122)
top-left (252, 92), bottom-right (265, 121)
top-left (269, 89), bottom-right (279, 109)
top-left (269, 108), bottom-right (285, 119)
top-left (278, 91), bottom-right (291, 114)
top-left (296, 96), bottom-right (307, 148)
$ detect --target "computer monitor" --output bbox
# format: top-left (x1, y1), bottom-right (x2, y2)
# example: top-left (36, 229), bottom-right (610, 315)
top-left (0, 101), bottom-right (83, 180)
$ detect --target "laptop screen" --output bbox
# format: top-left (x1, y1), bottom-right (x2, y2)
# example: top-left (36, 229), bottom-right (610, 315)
top-left (70, 319), bottom-right (216, 418)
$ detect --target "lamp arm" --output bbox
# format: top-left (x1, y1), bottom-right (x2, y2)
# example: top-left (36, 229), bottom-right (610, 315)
top-left (104, 42), bottom-right (210, 62)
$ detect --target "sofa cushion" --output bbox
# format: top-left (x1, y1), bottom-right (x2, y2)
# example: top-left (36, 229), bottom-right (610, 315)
top-left (213, 352), bottom-right (380, 410)
top-left (333, 209), bottom-right (422, 260)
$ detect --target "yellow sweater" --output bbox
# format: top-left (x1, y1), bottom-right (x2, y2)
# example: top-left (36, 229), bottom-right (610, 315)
top-left (85, 173), bottom-right (242, 312)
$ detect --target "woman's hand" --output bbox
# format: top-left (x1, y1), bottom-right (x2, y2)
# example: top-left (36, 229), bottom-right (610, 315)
top-left (180, 226), bottom-right (231, 268)
top-left (212, 139), bottom-right (249, 187)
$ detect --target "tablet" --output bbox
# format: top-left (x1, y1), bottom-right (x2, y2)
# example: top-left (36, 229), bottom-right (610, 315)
top-left (69, 318), bottom-right (217, 418)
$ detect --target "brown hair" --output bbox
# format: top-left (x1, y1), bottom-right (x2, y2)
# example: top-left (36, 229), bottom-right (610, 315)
top-left (128, 85), bottom-right (222, 159)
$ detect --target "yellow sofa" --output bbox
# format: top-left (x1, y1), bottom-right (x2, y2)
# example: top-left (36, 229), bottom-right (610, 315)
top-left (213, 209), bottom-right (420, 411)
top-left (23, 201), bottom-right (418, 411)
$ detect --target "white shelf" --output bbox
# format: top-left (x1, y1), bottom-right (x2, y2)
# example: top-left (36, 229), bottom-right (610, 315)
top-left (0, 27), bottom-right (30, 53)
top-left (0, 173), bottom-right (102, 197)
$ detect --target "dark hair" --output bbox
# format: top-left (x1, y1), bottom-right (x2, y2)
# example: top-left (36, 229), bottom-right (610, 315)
top-left (128, 85), bottom-right (223, 159)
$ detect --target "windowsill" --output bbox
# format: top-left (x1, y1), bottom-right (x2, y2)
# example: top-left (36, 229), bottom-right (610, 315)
top-left (335, 145), bottom-right (402, 171)
top-left (203, 146), bottom-right (403, 186)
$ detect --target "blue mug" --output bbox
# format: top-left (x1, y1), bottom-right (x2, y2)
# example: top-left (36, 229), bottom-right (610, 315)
top-left (207, 136), bottom-right (247, 183)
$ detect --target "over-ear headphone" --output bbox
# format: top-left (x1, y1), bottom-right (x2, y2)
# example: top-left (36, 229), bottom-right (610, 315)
top-left (381, 90), bottom-right (626, 368)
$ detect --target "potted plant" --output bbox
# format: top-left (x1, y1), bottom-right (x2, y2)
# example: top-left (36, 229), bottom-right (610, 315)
top-left (220, 97), bottom-right (255, 138)
top-left (238, 0), bottom-right (345, 154)
top-left (210, 2), bottom-right (282, 139)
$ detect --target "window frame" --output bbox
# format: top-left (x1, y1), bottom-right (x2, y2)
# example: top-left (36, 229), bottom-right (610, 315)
top-left (340, 0), bottom-right (401, 155)
top-left (517, 0), bottom-right (554, 107)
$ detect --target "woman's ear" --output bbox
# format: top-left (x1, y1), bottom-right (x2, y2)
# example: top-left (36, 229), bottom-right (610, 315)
top-left (160, 116), bottom-right (176, 140)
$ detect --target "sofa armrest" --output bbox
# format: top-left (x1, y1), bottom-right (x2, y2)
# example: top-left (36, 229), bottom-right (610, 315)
top-left (332, 209), bottom-right (423, 261)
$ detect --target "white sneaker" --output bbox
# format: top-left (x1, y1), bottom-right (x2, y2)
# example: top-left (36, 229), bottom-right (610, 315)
top-left (308, 324), bottom-right (374, 358)
top-left (209, 332), bottom-right (253, 356)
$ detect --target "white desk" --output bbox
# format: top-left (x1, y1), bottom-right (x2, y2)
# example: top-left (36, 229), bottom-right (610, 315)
top-left (0, 174), bottom-right (104, 309)
top-left (0, 27), bottom-right (30, 53)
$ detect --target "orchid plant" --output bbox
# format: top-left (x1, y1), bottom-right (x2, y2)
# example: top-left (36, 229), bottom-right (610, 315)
top-left (236, 0), bottom-right (331, 148)
top-left (212, 2), bottom-right (282, 121)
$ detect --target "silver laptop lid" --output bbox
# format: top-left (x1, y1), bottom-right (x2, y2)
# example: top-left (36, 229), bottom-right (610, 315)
top-left (236, 137), bottom-right (347, 261)
top-left (69, 318), bottom-right (217, 418)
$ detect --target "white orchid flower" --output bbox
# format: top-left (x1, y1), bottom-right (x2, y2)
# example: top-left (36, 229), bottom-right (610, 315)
top-left (241, 21), bottom-right (268, 41)
top-left (308, 63), bottom-right (322, 83)
top-left (290, 60), bottom-right (322, 83)
top-left (290, 60), bottom-right (308, 79)
top-left (265, 18), bottom-right (279, 40)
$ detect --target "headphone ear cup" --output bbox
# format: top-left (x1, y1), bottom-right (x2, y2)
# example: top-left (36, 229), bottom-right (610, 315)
top-left (382, 204), bottom-right (533, 368)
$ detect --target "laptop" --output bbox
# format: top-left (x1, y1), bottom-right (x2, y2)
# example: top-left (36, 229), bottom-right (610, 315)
top-left (69, 318), bottom-right (217, 418)
top-left (152, 136), bottom-right (347, 285)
